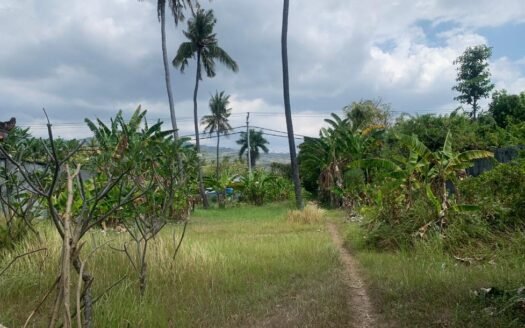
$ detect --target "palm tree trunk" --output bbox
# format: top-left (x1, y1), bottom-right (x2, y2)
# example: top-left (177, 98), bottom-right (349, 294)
top-left (472, 98), bottom-right (478, 120)
top-left (216, 130), bottom-right (220, 179)
top-left (160, 5), bottom-right (184, 175)
top-left (250, 150), bottom-right (256, 168)
top-left (281, 0), bottom-right (303, 209)
top-left (193, 51), bottom-right (209, 209)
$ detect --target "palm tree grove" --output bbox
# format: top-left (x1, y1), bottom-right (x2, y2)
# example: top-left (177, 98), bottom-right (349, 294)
top-left (1, 1), bottom-right (525, 327)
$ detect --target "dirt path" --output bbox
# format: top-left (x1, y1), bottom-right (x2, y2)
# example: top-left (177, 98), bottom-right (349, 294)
top-left (327, 222), bottom-right (377, 328)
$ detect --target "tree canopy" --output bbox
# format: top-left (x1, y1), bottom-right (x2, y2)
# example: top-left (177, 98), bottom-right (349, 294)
top-left (488, 89), bottom-right (525, 128)
top-left (452, 44), bottom-right (495, 119)
top-left (237, 129), bottom-right (269, 168)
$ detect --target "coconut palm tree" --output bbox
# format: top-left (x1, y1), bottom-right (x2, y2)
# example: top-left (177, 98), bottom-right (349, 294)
top-left (201, 91), bottom-right (233, 178)
top-left (237, 129), bottom-right (269, 168)
top-left (139, 0), bottom-right (196, 174)
top-left (281, 0), bottom-right (303, 209)
top-left (173, 8), bottom-right (238, 209)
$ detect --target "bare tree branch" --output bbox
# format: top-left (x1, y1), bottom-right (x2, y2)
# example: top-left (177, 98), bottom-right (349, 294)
top-left (0, 248), bottom-right (47, 277)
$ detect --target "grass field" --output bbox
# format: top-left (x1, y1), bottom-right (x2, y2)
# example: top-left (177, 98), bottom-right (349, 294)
top-left (0, 203), bottom-right (352, 327)
top-left (339, 219), bottom-right (525, 328)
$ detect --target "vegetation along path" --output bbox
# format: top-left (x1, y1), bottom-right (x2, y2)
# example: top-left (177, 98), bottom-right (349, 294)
top-left (327, 221), bottom-right (377, 328)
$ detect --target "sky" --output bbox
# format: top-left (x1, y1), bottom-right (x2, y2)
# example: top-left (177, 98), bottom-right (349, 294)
top-left (1, 0), bottom-right (525, 152)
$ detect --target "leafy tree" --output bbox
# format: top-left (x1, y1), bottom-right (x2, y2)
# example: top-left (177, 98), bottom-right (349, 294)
top-left (173, 8), bottom-right (238, 209)
top-left (344, 99), bottom-right (391, 131)
top-left (488, 89), bottom-right (525, 128)
top-left (281, 0), bottom-right (303, 209)
top-left (452, 44), bottom-right (495, 119)
top-left (392, 113), bottom-right (505, 152)
top-left (237, 129), bottom-right (269, 168)
top-left (201, 91), bottom-right (233, 178)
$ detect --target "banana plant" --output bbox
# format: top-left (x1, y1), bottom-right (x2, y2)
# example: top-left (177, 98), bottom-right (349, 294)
top-left (204, 168), bottom-right (239, 208)
top-left (300, 113), bottom-right (384, 207)
top-left (397, 131), bottom-right (493, 232)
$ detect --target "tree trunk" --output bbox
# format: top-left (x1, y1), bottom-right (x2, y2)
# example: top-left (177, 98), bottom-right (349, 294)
top-left (250, 150), bottom-right (256, 168)
top-left (160, 4), bottom-right (184, 174)
top-left (216, 130), bottom-right (220, 179)
top-left (193, 51), bottom-right (209, 209)
top-left (72, 256), bottom-right (93, 328)
top-left (472, 98), bottom-right (478, 120)
top-left (218, 191), bottom-right (225, 209)
top-left (281, 0), bottom-right (303, 209)
top-left (139, 241), bottom-right (148, 297)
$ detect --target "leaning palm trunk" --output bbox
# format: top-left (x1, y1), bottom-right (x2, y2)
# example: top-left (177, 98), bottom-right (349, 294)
top-left (281, 0), bottom-right (303, 210)
top-left (193, 51), bottom-right (209, 208)
top-left (160, 6), bottom-right (184, 175)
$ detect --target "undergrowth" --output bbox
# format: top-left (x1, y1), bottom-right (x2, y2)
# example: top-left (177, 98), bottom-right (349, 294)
top-left (340, 215), bottom-right (525, 327)
top-left (0, 203), bottom-right (352, 327)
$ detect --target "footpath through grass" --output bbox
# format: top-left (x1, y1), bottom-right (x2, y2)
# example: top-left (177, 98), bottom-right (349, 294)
top-left (337, 215), bottom-right (525, 328)
top-left (0, 202), bottom-right (352, 327)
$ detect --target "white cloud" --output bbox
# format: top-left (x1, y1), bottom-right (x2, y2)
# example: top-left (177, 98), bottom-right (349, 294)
top-left (363, 30), bottom-right (487, 93)
top-left (2, 0), bottom-right (525, 152)
top-left (491, 57), bottom-right (525, 93)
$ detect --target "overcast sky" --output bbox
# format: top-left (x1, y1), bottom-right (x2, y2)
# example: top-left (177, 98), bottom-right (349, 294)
top-left (2, 0), bottom-right (525, 152)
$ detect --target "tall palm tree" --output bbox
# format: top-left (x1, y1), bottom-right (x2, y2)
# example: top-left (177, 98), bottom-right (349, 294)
top-left (173, 8), bottom-right (238, 209)
top-left (237, 129), bottom-right (269, 168)
top-left (139, 0), bottom-right (195, 173)
top-left (201, 91), bottom-right (233, 178)
top-left (281, 0), bottom-right (303, 209)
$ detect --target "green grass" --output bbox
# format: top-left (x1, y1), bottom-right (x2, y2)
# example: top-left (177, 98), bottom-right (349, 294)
top-left (0, 202), bottom-right (352, 327)
top-left (339, 218), bottom-right (525, 328)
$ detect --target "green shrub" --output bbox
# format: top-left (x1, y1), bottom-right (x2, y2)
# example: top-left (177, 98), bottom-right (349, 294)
top-left (459, 159), bottom-right (525, 230)
top-left (360, 187), bottom-right (437, 250)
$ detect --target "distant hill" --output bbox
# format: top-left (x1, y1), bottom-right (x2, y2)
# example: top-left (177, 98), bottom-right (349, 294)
top-left (200, 145), bottom-right (290, 167)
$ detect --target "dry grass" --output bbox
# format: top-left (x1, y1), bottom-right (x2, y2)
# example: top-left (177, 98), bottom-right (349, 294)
top-left (286, 202), bottom-right (326, 224)
top-left (0, 203), bottom-right (352, 327)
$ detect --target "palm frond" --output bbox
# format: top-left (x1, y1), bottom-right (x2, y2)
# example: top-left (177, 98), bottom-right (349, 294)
top-left (173, 42), bottom-right (195, 72)
top-left (209, 46), bottom-right (239, 73)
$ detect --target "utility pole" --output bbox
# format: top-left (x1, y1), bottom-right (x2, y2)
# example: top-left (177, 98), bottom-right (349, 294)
top-left (246, 112), bottom-right (251, 176)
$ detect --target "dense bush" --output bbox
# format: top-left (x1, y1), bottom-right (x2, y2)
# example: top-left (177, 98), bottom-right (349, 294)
top-left (360, 188), bottom-right (436, 250)
top-left (238, 170), bottom-right (294, 205)
top-left (458, 159), bottom-right (525, 230)
top-left (360, 160), bottom-right (525, 253)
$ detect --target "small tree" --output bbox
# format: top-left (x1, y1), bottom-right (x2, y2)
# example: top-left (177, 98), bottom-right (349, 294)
top-left (344, 99), bottom-right (391, 131)
top-left (201, 91), bottom-right (233, 179)
top-left (452, 44), bottom-right (495, 119)
top-left (236, 129), bottom-right (269, 168)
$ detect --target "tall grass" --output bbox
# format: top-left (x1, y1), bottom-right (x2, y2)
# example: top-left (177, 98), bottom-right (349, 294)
top-left (341, 220), bottom-right (525, 327)
top-left (0, 203), bottom-right (352, 327)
